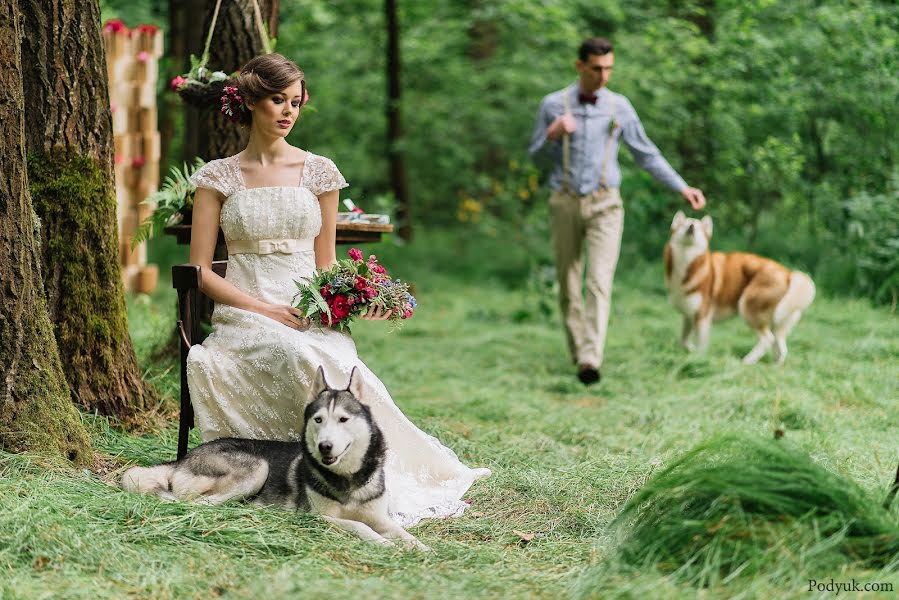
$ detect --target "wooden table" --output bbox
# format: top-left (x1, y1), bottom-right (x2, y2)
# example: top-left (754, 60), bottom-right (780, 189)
top-left (164, 221), bottom-right (394, 247)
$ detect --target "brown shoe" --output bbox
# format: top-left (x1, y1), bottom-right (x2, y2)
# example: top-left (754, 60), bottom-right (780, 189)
top-left (577, 365), bottom-right (601, 385)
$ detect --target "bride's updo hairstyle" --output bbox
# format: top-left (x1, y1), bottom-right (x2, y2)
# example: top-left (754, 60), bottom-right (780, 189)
top-left (228, 53), bottom-right (306, 126)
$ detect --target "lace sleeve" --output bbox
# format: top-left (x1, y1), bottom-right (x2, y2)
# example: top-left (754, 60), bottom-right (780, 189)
top-left (305, 155), bottom-right (349, 196)
top-left (189, 158), bottom-right (240, 197)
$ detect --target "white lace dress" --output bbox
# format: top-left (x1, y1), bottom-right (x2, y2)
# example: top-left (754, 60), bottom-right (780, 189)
top-left (186, 152), bottom-right (489, 526)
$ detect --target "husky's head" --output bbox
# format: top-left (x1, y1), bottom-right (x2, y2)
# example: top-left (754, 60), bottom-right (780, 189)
top-left (303, 366), bottom-right (374, 475)
top-left (669, 210), bottom-right (713, 253)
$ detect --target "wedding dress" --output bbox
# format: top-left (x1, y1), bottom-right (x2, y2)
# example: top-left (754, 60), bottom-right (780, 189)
top-left (186, 152), bottom-right (489, 526)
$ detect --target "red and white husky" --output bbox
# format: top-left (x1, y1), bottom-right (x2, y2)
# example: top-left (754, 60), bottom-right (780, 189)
top-left (664, 211), bottom-right (815, 364)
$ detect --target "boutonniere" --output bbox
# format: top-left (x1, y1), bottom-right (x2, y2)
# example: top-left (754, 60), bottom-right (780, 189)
top-left (608, 118), bottom-right (620, 135)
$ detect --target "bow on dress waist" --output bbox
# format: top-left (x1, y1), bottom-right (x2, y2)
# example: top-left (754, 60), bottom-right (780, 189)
top-left (227, 238), bottom-right (315, 255)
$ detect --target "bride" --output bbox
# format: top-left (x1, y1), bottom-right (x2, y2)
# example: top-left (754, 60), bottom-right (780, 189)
top-left (186, 53), bottom-right (489, 527)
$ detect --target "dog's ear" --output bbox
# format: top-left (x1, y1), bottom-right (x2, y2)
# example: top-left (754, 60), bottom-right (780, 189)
top-left (346, 366), bottom-right (365, 402)
top-left (671, 211), bottom-right (686, 231)
top-left (700, 215), bottom-right (713, 239)
top-left (308, 366), bottom-right (330, 404)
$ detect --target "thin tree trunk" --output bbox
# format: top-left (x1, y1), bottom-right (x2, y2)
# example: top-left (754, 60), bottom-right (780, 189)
top-left (0, 2), bottom-right (92, 465)
top-left (20, 0), bottom-right (154, 422)
top-left (386, 0), bottom-right (412, 240)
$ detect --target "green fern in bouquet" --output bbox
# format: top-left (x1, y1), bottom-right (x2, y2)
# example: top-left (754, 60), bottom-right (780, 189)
top-left (132, 158), bottom-right (206, 247)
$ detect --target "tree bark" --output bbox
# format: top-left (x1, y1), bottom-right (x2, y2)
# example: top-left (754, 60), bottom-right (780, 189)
top-left (20, 0), bottom-right (154, 422)
top-left (198, 0), bottom-right (280, 160)
top-left (386, 0), bottom-right (412, 240)
top-left (0, 1), bottom-right (92, 465)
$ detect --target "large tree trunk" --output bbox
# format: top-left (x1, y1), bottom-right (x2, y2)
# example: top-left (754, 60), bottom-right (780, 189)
top-left (19, 0), bottom-right (154, 422)
top-left (0, 2), bottom-right (92, 465)
top-left (386, 0), bottom-right (412, 241)
top-left (196, 0), bottom-right (280, 160)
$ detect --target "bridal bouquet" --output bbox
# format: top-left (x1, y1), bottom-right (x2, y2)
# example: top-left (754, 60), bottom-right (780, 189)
top-left (293, 248), bottom-right (416, 331)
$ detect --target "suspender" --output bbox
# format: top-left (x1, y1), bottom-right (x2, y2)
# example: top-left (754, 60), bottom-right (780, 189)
top-left (562, 92), bottom-right (572, 193)
top-left (561, 89), bottom-right (617, 194)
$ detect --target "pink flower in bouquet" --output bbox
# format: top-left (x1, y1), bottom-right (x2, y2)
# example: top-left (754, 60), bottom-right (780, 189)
top-left (371, 264), bottom-right (387, 275)
top-left (348, 248), bottom-right (363, 262)
top-left (354, 276), bottom-right (367, 291)
top-left (401, 302), bottom-right (414, 319)
top-left (363, 287), bottom-right (377, 299)
top-left (321, 284), bottom-right (332, 299)
top-left (170, 75), bottom-right (186, 92)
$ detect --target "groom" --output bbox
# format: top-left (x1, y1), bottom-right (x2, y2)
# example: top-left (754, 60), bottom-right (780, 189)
top-left (529, 37), bottom-right (706, 385)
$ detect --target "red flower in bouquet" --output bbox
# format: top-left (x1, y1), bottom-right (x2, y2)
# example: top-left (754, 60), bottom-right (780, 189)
top-left (330, 295), bottom-right (351, 320)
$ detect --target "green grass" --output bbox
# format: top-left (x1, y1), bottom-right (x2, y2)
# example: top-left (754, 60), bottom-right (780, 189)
top-left (2, 231), bottom-right (897, 599)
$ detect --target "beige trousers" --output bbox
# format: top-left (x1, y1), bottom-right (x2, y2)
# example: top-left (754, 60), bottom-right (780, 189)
top-left (549, 188), bottom-right (624, 368)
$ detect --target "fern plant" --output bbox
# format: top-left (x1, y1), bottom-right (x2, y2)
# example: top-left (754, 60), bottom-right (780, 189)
top-left (132, 157), bottom-right (206, 247)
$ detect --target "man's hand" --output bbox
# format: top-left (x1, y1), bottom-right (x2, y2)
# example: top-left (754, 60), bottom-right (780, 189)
top-left (681, 186), bottom-right (706, 210)
top-left (546, 114), bottom-right (576, 140)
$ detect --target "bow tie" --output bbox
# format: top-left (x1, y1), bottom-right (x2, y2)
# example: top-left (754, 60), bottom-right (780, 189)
top-left (578, 93), bottom-right (598, 105)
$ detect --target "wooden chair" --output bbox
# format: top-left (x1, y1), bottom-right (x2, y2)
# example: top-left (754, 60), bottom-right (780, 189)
top-left (172, 260), bottom-right (227, 459)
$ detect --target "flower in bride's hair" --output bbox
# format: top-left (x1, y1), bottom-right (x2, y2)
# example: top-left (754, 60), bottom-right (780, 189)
top-left (220, 85), bottom-right (245, 123)
top-left (348, 248), bottom-right (363, 262)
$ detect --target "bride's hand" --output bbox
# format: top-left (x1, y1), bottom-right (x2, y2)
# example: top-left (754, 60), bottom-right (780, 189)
top-left (360, 305), bottom-right (393, 321)
top-left (258, 303), bottom-right (311, 330)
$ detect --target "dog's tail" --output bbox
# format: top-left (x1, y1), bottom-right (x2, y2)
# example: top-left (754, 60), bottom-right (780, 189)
top-left (121, 464), bottom-right (175, 497)
top-left (774, 271), bottom-right (815, 325)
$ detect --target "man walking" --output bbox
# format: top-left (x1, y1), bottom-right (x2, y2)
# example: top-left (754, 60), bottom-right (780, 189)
top-left (529, 37), bottom-right (706, 385)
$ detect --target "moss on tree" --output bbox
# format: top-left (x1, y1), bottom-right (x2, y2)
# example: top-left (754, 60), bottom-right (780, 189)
top-left (28, 151), bottom-right (153, 420)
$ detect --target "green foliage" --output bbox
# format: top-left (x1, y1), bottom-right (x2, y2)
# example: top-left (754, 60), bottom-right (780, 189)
top-left (841, 173), bottom-right (899, 306)
top-left (270, 0), bottom-right (898, 304)
top-left (132, 158), bottom-right (205, 246)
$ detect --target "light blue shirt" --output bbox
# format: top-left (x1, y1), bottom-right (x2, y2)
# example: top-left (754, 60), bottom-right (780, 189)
top-left (529, 84), bottom-right (687, 195)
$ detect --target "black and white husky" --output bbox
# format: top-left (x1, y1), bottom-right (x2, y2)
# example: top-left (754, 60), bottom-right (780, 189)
top-left (121, 366), bottom-right (429, 550)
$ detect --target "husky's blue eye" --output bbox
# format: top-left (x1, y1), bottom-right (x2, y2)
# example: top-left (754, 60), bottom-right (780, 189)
top-left (339, 417), bottom-right (349, 423)
top-left (314, 417), bottom-right (322, 423)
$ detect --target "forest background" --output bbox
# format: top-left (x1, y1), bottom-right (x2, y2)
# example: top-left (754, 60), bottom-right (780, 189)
top-left (103, 0), bottom-right (899, 307)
